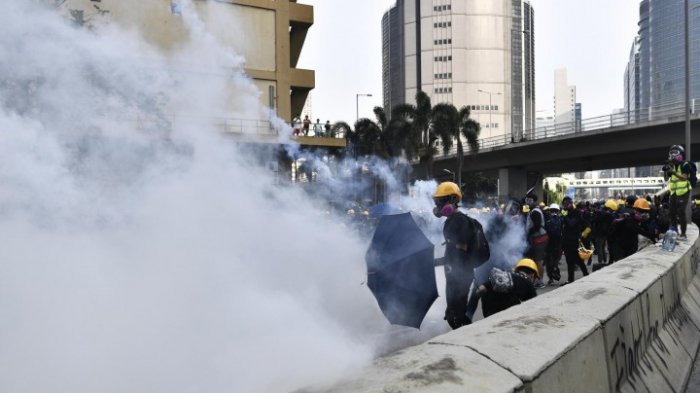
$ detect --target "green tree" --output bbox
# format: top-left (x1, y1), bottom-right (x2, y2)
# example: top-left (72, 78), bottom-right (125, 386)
top-left (544, 180), bottom-right (567, 205)
top-left (431, 104), bottom-right (481, 187)
top-left (390, 91), bottom-right (437, 179)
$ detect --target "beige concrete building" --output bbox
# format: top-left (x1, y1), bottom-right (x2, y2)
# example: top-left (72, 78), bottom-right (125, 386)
top-left (554, 68), bottom-right (576, 127)
top-left (59, 0), bottom-right (314, 124)
top-left (383, 0), bottom-right (535, 142)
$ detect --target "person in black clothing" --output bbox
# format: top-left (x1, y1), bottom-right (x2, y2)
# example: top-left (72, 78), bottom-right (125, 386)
top-left (433, 182), bottom-right (474, 329)
top-left (593, 200), bottom-right (617, 264)
top-left (543, 203), bottom-right (563, 285)
top-left (580, 202), bottom-right (594, 264)
top-left (612, 198), bottom-right (657, 260)
top-left (561, 196), bottom-right (590, 285)
top-left (664, 145), bottom-right (693, 238)
top-left (477, 258), bottom-right (538, 318)
top-left (524, 194), bottom-right (548, 289)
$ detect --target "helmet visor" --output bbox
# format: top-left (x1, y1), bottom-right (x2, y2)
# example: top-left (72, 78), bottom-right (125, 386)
top-left (434, 196), bottom-right (451, 207)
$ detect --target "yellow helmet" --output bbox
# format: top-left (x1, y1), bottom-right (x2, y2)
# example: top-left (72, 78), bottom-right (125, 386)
top-left (434, 182), bottom-right (462, 199)
top-left (616, 199), bottom-right (626, 206)
top-left (633, 199), bottom-right (650, 211)
top-left (578, 242), bottom-right (593, 260)
top-left (604, 200), bottom-right (618, 211)
top-left (522, 205), bottom-right (530, 213)
top-left (515, 258), bottom-right (539, 280)
top-left (539, 202), bottom-right (546, 207)
top-left (469, 207), bottom-right (479, 215)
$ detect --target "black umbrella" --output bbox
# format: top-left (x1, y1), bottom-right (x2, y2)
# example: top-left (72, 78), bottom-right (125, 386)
top-left (365, 212), bottom-right (438, 329)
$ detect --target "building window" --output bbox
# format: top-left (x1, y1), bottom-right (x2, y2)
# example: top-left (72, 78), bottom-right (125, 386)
top-left (171, 0), bottom-right (182, 14)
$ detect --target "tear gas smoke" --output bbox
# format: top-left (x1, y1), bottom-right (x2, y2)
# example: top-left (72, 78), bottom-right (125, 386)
top-left (0, 2), bottom-right (433, 392)
top-left (0, 2), bottom-right (528, 392)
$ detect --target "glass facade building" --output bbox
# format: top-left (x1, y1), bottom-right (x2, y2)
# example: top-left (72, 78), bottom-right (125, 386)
top-left (624, 36), bottom-right (641, 123)
top-left (382, 1), bottom-right (405, 116)
top-left (637, 0), bottom-right (700, 119)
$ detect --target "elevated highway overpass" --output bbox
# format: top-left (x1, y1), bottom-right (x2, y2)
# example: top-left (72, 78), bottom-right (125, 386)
top-left (431, 104), bottom-right (700, 199)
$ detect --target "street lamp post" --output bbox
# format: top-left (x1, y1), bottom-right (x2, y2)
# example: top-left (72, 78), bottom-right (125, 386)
top-left (522, 29), bottom-right (533, 140)
top-left (356, 94), bottom-right (373, 121)
top-left (443, 169), bottom-right (455, 183)
top-left (685, 0), bottom-right (691, 162)
top-left (478, 89), bottom-right (502, 140)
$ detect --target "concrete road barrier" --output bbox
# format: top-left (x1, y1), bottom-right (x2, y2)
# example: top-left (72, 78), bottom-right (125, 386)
top-left (310, 225), bottom-right (700, 392)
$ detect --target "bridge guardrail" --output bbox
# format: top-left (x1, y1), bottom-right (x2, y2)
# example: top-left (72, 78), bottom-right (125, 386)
top-left (439, 100), bottom-right (698, 160)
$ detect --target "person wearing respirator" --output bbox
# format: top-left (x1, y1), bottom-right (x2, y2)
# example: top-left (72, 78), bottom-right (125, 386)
top-left (432, 181), bottom-right (475, 329)
top-left (663, 145), bottom-right (692, 239)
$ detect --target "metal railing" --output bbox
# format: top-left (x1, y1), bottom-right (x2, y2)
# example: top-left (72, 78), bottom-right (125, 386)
top-left (134, 113), bottom-right (278, 136)
top-left (437, 100), bottom-right (697, 160)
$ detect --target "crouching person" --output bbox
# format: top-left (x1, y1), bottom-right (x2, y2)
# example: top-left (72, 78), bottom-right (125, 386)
top-left (477, 259), bottom-right (538, 318)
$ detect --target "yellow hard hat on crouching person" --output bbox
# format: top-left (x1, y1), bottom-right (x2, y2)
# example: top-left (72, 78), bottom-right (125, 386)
top-left (515, 258), bottom-right (539, 280)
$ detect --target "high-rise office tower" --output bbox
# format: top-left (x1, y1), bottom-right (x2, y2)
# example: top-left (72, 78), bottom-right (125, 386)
top-left (554, 68), bottom-right (576, 128)
top-left (624, 36), bottom-right (641, 123)
top-left (382, 0), bottom-right (535, 142)
top-left (637, 0), bottom-right (700, 118)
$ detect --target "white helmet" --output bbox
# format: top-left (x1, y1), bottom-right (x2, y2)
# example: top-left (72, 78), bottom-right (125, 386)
top-left (347, 209), bottom-right (355, 215)
top-left (549, 203), bottom-right (560, 211)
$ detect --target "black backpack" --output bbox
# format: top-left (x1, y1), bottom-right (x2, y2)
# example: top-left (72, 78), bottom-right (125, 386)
top-left (465, 214), bottom-right (491, 265)
top-left (544, 214), bottom-right (562, 240)
top-left (686, 161), bottom-right (698, 188)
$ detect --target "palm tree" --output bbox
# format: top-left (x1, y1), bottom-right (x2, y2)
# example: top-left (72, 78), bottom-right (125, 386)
top-left (377, 105), bottom-right (420, 160)
top-left (390, 91), bottom-right (438, 179)
top-left (431, 104), bottom-right (481, 187)
top-left (333, 117), bottom-right (386, 159)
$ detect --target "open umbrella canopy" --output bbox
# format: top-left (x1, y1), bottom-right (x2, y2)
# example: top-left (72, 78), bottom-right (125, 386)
top-left (365, 212), bottom-right (437, 329)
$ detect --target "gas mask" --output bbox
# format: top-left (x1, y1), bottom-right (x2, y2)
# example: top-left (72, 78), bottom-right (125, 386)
top-left (670, 150), bottom-right (683, 163)
top-left (433, 196), bottom-right (456, 218)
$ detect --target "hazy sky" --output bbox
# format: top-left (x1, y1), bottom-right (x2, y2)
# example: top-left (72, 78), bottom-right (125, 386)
top-left (297, 0), bottom-right (640, 123)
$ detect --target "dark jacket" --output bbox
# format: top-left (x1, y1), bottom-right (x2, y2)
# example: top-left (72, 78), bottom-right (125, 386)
top-left (481, 271), bottom-right (537, 318)
top-left (616, 216), bottom-right (656, 255)
top-left (562, 208), bottom-right (589, 246)
top-left (442, 212), bottom-right (477, 269)
top-left (593, 210), bottom-right (614, 238)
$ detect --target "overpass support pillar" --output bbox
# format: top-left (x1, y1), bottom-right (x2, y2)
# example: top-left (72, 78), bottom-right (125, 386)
top-left (498, 168), bottom-right (543, 202)
top-left (498, 168), bottom-right (527, 201)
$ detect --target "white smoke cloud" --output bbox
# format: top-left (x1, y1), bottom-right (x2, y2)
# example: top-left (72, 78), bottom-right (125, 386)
top-left (0, 2), bottom-right (405, 392)
top-left (0, 2), bottom-right (530, 392)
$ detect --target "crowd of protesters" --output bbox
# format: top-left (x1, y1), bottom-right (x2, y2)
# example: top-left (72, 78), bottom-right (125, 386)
top-left (432, 144), bottom-right (698, 326)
